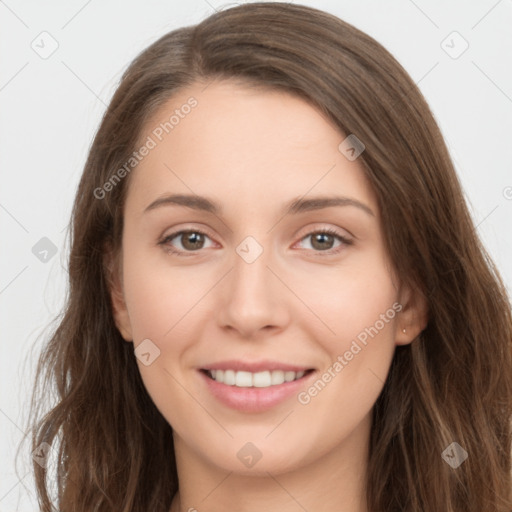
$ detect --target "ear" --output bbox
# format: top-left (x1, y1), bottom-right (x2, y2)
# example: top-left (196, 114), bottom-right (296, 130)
top-left (103, 243), bottom-right (133, 342)
top-left (395, 281), bottom-right (428, 346)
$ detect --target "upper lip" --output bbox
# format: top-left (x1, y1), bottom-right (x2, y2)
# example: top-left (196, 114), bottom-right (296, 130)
top-left (199, 360), bottom-right (315, 373)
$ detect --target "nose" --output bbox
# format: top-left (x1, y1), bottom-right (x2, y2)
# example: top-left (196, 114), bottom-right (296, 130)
top-left (216, 241), bottom-right (290, 339)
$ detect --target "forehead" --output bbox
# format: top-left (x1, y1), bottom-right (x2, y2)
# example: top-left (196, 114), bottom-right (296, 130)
top-left (125, 79), bottom-right (377, 217)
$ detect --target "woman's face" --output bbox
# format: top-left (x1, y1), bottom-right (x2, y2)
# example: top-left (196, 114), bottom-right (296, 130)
top-left (109, 79), bottom-right (423, 476)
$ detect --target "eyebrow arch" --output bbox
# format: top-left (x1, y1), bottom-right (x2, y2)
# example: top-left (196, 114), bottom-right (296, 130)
top-left (144, 194), bottom-right (219, 214)
top-left (143, 193), bottom-right (375, 217)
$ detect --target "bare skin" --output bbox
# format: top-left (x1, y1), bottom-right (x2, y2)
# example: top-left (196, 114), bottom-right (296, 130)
top-left (108, 79), bottom-right (427, 512)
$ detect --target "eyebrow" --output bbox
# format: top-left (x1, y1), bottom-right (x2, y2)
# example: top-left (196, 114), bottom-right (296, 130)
top-left (143, 193), bottom-right (375, 217)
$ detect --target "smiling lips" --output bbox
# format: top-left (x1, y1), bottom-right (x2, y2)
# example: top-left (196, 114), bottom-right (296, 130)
top-left (199, 360), bottom-right (316, 412)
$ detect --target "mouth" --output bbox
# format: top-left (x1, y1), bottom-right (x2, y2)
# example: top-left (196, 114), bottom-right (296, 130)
top-left (200, 368), bottom-right (315, 388)
top-left (197, 359), bottom-right (317, 412)
top-left (198, 362), bottom-right (317, 413)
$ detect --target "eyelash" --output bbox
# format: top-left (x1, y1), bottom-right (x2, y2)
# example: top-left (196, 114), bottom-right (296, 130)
top-left (158, 227), bottom-right (353, 257)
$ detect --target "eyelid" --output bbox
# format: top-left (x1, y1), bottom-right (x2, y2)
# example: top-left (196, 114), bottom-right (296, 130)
top-left (160, 223), bottom-right (216, 241)
top-left (294, 223), bottom-right (353, 242)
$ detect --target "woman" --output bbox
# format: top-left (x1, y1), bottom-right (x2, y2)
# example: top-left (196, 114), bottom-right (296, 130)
top-left (26, 2), bottom-right (512, 511)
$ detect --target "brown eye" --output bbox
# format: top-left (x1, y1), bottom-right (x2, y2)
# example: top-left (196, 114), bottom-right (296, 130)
top-left (180, 231), bottom-right (206, 250)
top-left (310, 232), bottom-right (336, 251)
top-left (297, 229), bottom-right (352, 254)
top-left (160, 229), bottom-right (215, 255)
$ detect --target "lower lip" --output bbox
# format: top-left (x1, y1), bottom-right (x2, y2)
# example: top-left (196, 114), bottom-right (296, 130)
top-left (199, 370), bottom-right (315, 413)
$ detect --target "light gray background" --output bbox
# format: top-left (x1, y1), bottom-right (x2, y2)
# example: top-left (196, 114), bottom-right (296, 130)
top-left (1, 0), bottom-right (511, 509)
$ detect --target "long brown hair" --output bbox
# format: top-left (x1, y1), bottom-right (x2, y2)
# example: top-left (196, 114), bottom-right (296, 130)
top-left (23, 3), bottom-right (512, 510)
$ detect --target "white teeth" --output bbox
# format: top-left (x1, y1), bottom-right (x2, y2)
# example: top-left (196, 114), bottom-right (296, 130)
top-left (284, 371), bottom-right (296, 382)
top-left (207, 369), bottom-right (308, 387)
top-left (271, 370), bottom-right (285, 385)
top-left (235, 371), bottom-right (253, 387)
top-left (253, 371), bottom-right (271, 387)
top-left (223, 369), bottom-right (236, 385)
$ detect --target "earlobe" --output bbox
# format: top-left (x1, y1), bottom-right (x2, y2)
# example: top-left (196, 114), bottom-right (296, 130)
top-left (103, 245), bottom-right (133, 342)
top-left (396, 283), bottom-right (428, 346)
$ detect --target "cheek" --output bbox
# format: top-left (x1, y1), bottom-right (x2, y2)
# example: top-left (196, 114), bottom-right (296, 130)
top-left (120, 249), bottom-right (206, 423)
top-left (290, 264), bottom-right (398, 442)
top-left (296, 257), bottom-right (399, 414)
top-left (121, 247), bottom-right (207, 342)
top-left (295, 257), bottom-right (398, 350)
